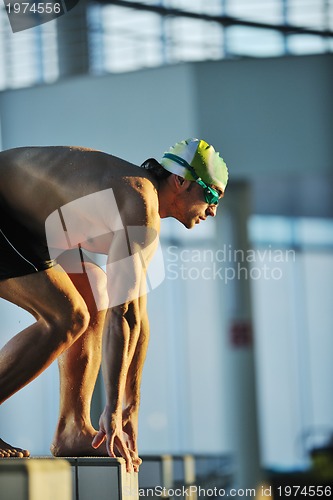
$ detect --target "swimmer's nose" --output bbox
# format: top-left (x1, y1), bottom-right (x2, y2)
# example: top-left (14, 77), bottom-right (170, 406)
top-left (206, 205), bottom-right (217, 217)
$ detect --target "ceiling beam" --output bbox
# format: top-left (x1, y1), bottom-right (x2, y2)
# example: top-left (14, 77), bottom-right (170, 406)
top-left (94, 0), bottom-right (333, 38)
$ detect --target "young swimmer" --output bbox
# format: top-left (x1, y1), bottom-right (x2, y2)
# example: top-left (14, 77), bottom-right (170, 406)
top-left (0, 139), bottom-right (228, 471)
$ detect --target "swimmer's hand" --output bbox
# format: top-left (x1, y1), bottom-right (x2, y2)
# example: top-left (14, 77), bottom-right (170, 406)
top-left (122, 406), bottom-right (142, 473)
top-left (92, 406), bottom-right (133, 473)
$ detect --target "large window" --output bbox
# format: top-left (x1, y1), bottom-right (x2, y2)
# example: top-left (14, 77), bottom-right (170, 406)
top-left (0, 0), bottom-right (332, 90)
top-left (249, 216), bottom-right (333, 469)
top-left (0, 9), bottom-right (58, 89)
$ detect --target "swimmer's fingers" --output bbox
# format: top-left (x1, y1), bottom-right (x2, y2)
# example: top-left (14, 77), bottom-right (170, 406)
top-left (129, 449), bottom-right (142, 472)
top-left (92, 430), bottom-right (106, 449)
top-left (93, 407), bottom-right (133, 472)
top-left (108, 433), bottom-right (133, 473)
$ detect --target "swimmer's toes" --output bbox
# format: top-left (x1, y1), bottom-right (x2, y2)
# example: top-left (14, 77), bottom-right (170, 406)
top-left (0, 439), bottom-right (30, 458)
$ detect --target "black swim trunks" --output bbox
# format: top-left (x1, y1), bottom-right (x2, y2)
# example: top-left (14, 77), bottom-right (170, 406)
top-left (0, 208), bottom-right (56, 281)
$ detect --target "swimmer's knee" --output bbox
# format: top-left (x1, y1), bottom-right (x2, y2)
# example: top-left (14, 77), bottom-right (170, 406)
top-left (46, 301), bottom-right (90, 345)
top-left (68, 305), bottom-right (90, 338)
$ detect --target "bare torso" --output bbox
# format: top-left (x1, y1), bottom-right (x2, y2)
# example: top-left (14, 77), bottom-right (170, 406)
top-left (0, 146), bottom-right (160, 254)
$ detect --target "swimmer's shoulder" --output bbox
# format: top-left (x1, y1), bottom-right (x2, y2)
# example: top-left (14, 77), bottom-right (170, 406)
top-left (117, 169), bottom-right (160, 230)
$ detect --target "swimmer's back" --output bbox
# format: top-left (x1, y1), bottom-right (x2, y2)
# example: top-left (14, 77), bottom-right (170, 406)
top-left (0, 146), bottom-right (154, 236)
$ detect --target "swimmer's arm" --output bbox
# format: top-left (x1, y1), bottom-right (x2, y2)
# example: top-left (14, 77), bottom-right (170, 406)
top-left (93, 216), bottom-right (158, 469)
top-left (91, 227), bottom-right (143, 468)
top-left (102, 232), bottom-right (152, 415)
top-left (122, 301), bottom-right (150, 470)
top-left (124, 298), bottom-right (150, 412)
top-left (101, 279), bottom-right (149, 471)
top-left (102, 294), bottom-right (143, 420)
top-left (122, 208), bottom-right (159, 415)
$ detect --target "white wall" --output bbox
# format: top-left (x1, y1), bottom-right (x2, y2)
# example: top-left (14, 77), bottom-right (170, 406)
top-left (194, 54), bottom-right (333, 177)
top-left (1, 54), bottom-right (332, 178)
top-left (0, 64), bottom-right (198, 162)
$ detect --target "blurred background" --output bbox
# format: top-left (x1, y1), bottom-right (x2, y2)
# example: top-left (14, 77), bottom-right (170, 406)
top-left (0, 0), bottom-right (333, 492)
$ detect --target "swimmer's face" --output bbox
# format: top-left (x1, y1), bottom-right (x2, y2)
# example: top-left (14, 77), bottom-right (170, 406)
top-left (175, 181), bottom-right (222, 229)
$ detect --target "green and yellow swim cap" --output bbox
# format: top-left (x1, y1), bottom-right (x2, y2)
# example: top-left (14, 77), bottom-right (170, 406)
top-left (160, 138), bottom-right (228, 192)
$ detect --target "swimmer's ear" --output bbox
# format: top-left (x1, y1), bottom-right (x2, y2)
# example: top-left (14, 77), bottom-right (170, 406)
top-left (173, 174), bottom-right (191, 191)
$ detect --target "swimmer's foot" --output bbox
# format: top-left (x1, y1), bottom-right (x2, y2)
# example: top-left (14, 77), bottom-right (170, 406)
top-left (51, 421), bottom-right (142, 471)
top-left (0, 438), bottom-right (30, 458)
top-left (51, 423), bottom-right (109, 457)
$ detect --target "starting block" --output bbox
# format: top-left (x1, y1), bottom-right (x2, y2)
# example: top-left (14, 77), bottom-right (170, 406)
top-left (69, 457), bottom-right (138, 500)
top-left (0, 458), bottom-right (72, 500)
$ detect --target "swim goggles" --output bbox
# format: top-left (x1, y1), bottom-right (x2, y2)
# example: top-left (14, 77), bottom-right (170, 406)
top-left (162, 153), bottom-right (220, 206)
